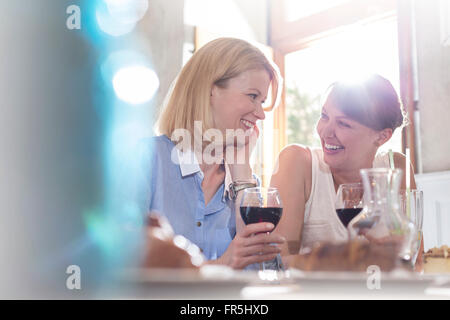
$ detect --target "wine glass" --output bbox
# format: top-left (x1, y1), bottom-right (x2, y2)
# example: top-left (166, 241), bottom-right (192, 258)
top-left (335, 183), bottom-right (364, 230)
top-left (400, 189), bottom-right (423, 267)
top-left (240, 187), bottom-right (283, 274)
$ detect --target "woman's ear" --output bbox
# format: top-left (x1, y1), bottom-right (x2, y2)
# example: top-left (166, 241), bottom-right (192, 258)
top-left (374, 128), bottom-right (393, 147)
top-left (210, 85), bottom-right (217, 105)
top-left (210, 85), bottom-right (219, 97)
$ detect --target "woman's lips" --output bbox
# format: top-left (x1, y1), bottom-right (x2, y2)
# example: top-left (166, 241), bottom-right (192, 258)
top-left (323, 142), bottom-right (345, 154)
top-left (240, 119), bottom-right (255, 130)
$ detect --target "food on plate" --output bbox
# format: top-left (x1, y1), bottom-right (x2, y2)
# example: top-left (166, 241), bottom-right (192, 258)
top-left (289, 240), bottom-right (399, 272)
top-left (142, 213), bottom-right (204, 269)
top-left (423, 245), bottom-right (450, 274)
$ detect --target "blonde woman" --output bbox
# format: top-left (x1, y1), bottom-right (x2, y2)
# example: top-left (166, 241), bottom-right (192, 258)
top-left (143, 38), bottom-right (285, 269)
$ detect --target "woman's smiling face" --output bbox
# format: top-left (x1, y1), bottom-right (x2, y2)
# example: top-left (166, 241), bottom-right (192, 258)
top-left (316, 94), bottom-right (381, 171)
top-left (210, 68), bottom-right (270, 141)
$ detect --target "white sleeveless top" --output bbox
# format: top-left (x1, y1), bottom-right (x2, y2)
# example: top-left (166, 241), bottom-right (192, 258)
top-left (300, 148), bottom-right (390, 252)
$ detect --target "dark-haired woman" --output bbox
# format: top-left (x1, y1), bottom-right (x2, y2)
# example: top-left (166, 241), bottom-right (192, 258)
top-left (270, 74), bottom-right (419, 258)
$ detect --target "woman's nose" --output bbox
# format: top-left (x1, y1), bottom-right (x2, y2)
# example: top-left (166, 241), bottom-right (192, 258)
top-left (321, 121), bottom-right (336, 138)
top-left (254, 103), bottom-right (266, 120)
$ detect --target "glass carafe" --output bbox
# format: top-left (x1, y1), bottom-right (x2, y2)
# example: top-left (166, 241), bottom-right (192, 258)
top-left (348, 168), bottom-right (417, 264)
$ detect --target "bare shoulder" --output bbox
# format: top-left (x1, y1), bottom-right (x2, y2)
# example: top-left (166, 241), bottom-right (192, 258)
top-left (272, 144), bottom-right (312, 191)
top-left (277, 144), bottom-right (312, 169)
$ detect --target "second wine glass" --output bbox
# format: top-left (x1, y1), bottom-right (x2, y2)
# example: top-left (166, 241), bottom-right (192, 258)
top-left (335, 183), bottom-right (364, 229)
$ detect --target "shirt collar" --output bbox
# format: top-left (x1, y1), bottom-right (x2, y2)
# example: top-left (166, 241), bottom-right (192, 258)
top-left (175, 147), bottom-right (232, 201)
top-left (175, 146), bottom-right (201, 177)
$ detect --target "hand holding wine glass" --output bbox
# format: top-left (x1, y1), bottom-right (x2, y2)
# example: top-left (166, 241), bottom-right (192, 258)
top-left (240, 187), bottom-right (284, 272)
top-left (211, 221), bottom-right (284, 269)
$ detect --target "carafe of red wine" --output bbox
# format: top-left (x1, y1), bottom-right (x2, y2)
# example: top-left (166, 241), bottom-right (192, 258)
top-left (349, 168), bottom-right (417, 263)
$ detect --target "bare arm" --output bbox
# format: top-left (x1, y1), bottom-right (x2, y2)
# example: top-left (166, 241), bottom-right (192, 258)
top-left (270, 145), bottom-right (312, 255)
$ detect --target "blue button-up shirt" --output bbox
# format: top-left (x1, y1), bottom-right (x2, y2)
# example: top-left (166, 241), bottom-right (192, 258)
top-left (138, 135), bottom-right (236, 261)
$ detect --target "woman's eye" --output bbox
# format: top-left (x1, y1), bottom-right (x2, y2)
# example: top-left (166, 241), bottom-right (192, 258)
top-left (339, 121), bottom-right (351, 128)
top-left (248, 94), bottom-right (257, 100)
top-left (320, 113), bottom-right (328, 120)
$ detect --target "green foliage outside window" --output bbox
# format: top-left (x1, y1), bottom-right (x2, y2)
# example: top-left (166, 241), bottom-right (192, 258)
top-left (286, 83), bottom-right (322, 148)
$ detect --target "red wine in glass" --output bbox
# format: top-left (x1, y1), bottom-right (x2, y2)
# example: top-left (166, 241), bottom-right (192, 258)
top-left (336, 208), bottom-right (363, 227)
top-left (240, 207), bottom-right (283, 228)
top-left (335, 183), bottom-right (364, 230)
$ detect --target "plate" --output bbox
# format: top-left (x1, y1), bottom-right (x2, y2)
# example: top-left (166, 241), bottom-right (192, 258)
top-left (111, 266), bottom-right (259, 299)
top-left (285, 268), bottom-right (437, 296)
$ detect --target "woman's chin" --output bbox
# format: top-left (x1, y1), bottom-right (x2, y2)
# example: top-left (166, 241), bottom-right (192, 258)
top-left (223, 129), bottom-right (251, 147)
top-left (231, 136), bottom-right (250, 148)
top-left (323, 153), bottom-right (344, 169)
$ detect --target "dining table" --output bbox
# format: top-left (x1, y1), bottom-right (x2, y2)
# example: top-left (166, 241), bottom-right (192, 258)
top-left (106, 265), bottom-right (450, 300)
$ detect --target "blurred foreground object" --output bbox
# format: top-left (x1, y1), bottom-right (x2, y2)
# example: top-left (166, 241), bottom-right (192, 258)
top-left (142, 213), bottom-right (204, 268)
top-left (424, 245), bottom-right (450, 274)
top-left (289, 241), bottom-right (399, 272)
top-left (351, 168), bottom-right (417, 263)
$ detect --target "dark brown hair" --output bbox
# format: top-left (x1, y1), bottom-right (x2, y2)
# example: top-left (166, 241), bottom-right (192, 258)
top-left (325, 74), bottom-right (407, 131)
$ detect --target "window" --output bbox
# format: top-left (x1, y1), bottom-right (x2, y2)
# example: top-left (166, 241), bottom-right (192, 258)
top-left (270, 0), bottom-right (417, 170)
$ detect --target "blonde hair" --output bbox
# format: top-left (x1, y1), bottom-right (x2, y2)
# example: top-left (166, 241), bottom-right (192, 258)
top-left (156, 37), bottom-right (282, 141)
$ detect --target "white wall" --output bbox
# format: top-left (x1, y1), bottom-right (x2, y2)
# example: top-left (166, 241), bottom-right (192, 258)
top-left (139, 0), bottom-right (269, 122)
top-left (138, 0), bottom-right (185, 121)
top-left (233, 0), bottom-right (269, 44)
top-left (413, 2), bottom-right (450, 248)
top-left (415, 0), bottom-right (450, 173)
top-left (416, 171), bottom-right (450, 250)
top-left (184, 0), bottom-right (268, 45)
